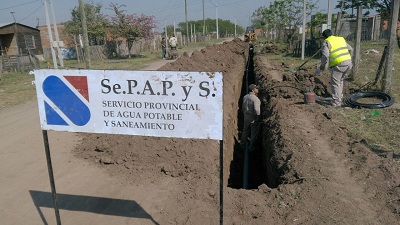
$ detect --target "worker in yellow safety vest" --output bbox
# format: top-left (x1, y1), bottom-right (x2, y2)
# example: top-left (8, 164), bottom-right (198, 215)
top-left (315, 29), bottom-right (353, 107)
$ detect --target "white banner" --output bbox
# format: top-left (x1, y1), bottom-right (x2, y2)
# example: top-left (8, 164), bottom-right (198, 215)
top-left (34, 69), bottom-right (223, 140)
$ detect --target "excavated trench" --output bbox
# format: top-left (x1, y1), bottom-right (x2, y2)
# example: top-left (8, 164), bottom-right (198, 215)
top-left (70, 39), bottom-right (400, 224)
top-left (228, 45), bottom-right (280, 189)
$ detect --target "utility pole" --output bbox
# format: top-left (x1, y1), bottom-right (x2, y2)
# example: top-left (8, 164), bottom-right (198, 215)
top-left (190, 23), bottom-right (193, 42)
top-left (49, 0), bottom-right (64, 67)
top-left (164, 18), bottom-right (167, 39)
top-left (382, 0), bottom-right (399, 93)
top-left (174, 21), bottom-right (176, 37)
top-left (78, 0), bottom-right (91, 69)
top-left (43, 2), bottom-right (58, 68)
top-left (234, 17), bottom-right (237, 37)
top-left (327, 0), bottom-right (332, 29)
top-left (203, 0), bottom-right (205, 37)
top-left (301, 0), bottom-right (307, 60)
top-left (10, 12), bottom-right (20, 55)
top-left (185, 0), bottom-right (189, 44)
top-left (215, 2), bottom-right (219, 39)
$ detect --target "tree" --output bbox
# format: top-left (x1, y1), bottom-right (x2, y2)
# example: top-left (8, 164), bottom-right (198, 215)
top-left (251, 11), bottom-right (266, 29)
top-left (253, 0), bottom-right (317, 49)
top-left (371, 0), bottom-right (395, 19)
top-left (63, 2), bottom-right (108, 45)
top-left (335, 0), bottom-right (394, 19)
top-left (108, 3), bottom-right (156, 58)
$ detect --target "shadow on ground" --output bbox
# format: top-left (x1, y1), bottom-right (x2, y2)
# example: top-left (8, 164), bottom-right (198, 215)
top-left (29, 190), bottom-right (159, 225)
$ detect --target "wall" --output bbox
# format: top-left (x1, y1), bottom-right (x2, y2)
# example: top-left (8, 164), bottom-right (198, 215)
top-left (0, 23), bottom-right (42, 56)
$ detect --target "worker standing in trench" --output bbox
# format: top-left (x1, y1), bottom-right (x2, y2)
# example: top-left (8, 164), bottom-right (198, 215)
top-left (240, 84), bottom-right (261, 152)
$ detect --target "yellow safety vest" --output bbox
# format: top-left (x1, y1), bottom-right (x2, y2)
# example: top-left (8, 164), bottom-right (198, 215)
top-left (325, 36), bottom-right (352, 67)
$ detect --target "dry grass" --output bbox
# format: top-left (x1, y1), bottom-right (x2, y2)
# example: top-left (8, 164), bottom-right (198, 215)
top-left (333, 107), bottom-right (400, 154)
top-left (257, 38), bottom-right (400, 154)
top-left (337, 40), bottom-right (400, 154)
top-left (0, 72), bottom-right (36, 110)
top-left (0, 38), bottom-right (227, 110)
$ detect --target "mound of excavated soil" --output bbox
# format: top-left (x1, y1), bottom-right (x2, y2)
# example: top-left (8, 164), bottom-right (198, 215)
top-left (74, 39), bottom-right (400, 224)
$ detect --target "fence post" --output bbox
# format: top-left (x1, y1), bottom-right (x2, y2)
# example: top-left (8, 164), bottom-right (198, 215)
top-left (0, 56), bottom-right (3, 79)
top-left (17, 56), bottom-right (21, 73)
top-left (381, 0), bottom-right (399, 93)
top-left (352, 5), bottom-right (363, 79)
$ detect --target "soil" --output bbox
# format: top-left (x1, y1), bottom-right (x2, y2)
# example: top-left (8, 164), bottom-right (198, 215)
top-left (73, 38), bottom-right (400, 224)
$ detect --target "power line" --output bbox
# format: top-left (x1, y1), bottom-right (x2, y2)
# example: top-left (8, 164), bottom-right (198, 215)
top-left (19, 2), bottom-right (44, 23)
top-left (0, 0), bottom-right (39, 11)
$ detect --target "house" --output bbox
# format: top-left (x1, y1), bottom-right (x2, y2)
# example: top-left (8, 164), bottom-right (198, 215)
top-left (381, 19), bottom-right (400, 37)
top-left (0, 22), bottom-right (43, 56)
top-left (337, 14), bottom-right (399, 41)
top-left (37, 24), bottom-right (74, 60)
top-left (255, 28), bottom-right (264, 37)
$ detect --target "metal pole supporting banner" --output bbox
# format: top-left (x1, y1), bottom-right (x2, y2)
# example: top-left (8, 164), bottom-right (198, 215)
top-left (219, 140), bottom-right (223, 225)
top-left (42, 130), bottom-right (61, 225)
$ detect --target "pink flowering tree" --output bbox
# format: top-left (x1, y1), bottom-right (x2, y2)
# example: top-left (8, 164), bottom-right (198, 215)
top-left (108, 3), bottom-right (156, 58)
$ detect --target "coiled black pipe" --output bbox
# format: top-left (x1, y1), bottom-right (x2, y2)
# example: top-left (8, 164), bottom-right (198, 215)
top-left (344, 91), bottom-right (395, 108)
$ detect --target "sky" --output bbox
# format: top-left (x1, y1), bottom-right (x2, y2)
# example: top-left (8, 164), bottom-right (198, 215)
top-left (0, 0), bottom-right (340, 31)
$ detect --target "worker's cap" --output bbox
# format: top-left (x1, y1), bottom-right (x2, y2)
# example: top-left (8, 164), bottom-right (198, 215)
top-left (249, 84), bottom-right (260, 90)
top-left (321, 29), bottom-right (332, 39)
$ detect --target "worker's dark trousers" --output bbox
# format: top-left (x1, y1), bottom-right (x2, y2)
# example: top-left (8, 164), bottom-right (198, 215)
top-left (241, 115), bottom-right (260, 152)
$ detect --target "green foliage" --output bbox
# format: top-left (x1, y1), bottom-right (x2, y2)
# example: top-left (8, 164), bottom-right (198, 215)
top-left (335, 0), bottom-right (392, 19)
top-left (63, 1), bottom-right (108, 45)
top-left (370, 0), bottom-right (393, 19)
top-left (108, 3), bottom-right (156, 58)
top-left (253, 0), bottom-right (318, 45)
top-left (308, 13), bottom-right (337, 38)
top-left (309, 12), bottom-right (327, 27)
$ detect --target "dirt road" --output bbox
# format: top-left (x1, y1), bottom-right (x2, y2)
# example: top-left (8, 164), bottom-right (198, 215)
top-left (0, 39), bottom-right (232, 225)
top-left (0, 54), bottom-right (185, 224)
top-left (2, 101), bottom-right (175, 224)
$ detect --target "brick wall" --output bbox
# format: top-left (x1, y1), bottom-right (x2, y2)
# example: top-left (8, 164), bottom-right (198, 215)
top-left (38, 24), bottom-right (73, 49)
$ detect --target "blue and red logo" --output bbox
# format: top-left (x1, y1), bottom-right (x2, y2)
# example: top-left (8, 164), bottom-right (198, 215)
top-left (42, 75), bottom-right (91, 126)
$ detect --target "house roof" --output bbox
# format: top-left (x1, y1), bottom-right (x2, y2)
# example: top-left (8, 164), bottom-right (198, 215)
top-left (0, 22), bottom-right (39, 31)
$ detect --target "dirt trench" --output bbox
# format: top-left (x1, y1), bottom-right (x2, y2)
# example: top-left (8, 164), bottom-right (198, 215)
top-left (74, 39), bottom-right (400, 224)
